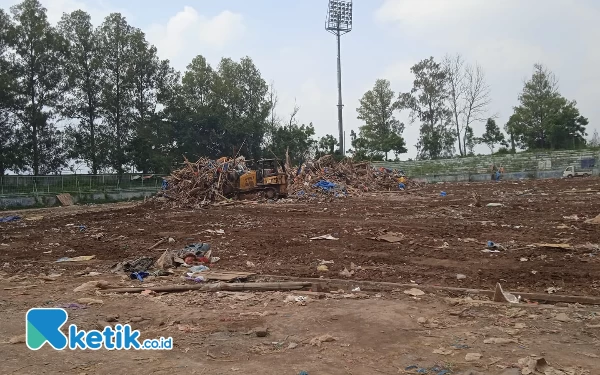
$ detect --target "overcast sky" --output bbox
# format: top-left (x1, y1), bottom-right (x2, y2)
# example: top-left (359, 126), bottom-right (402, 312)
top-left (2, 0), bottom-right (599, 158)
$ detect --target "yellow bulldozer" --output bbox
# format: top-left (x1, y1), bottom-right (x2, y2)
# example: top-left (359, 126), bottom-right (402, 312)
top-left (223, 159), bottom-right (288, 200)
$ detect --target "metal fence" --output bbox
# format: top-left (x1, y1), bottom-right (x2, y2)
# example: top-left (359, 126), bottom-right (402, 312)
top-left (0, 174), bottom-right (165, 195)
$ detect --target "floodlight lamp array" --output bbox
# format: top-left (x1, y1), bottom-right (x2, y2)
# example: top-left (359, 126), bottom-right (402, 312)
top-left (326, 0), bottom-right (353, 33)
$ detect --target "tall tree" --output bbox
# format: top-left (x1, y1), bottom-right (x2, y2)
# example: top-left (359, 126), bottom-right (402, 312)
top-left (58, 10), bottom-right (105, 174)
top-left (511, 64), bottom-right (588, 150)
top-left (444, 54), bottom-right (491, 156)
top-left (97, 13), bottom-right (134, 174)
top-left (356, 79), bottom-right (407, 160)
top-left (212, 56), bottom-right (271, 158)
top-left (398, 57), bottom-right (455, 159)
top-left (269, 123), bottom-right (316, 164)
top-left (0, 9), bottom-right (21, 175)
top-left (477, 118), bottom-right (506, 154)
top-left (9, 0), bottom-right (66, 174)
top-left (317, 134), bottom-right (339, 156)
top-left (171, 54), bottom-right (220, 160)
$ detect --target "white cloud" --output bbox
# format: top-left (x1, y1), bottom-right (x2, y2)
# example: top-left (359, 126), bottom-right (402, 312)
top-left (146, 6), bottom-right (245, 69)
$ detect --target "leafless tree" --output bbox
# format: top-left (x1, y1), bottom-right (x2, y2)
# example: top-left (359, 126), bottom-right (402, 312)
top-left (444, 54), bottom-right (491, 156)
top-left (288, 99), bottom-right (300, 127)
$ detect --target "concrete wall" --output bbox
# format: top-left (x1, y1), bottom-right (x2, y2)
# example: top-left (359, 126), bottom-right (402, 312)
top-left (0, 189), bottom-right (156, 210)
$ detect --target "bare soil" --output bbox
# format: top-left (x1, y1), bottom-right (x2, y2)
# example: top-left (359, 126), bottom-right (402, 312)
top-left (1, 177), bottom-right (599, 374)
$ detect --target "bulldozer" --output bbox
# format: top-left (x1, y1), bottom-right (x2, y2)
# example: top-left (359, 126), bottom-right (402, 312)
top-left (223, 159), bottom-right (288, 200)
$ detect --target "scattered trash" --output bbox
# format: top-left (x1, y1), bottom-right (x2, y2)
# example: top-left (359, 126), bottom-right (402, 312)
top-left (309, 334), bottom-right (336, 347)
top-left (0, 215), bottom-right (21, 223)
top-left (55, 255), bottom-right (96, 263)
top-left (520, 257), bottom-right (528, 262)
top-left (585, 213), bottom-right (600, 224)
top-left (298, 371), bottom-right (309, 375)
top-left (310, 234), bottom-right (339, 241)
top-left (246, 261), bottom-right (256, 268)
top-left (370, 232), bottom-right (404, 243)
top-left (483, 337), bottom-right (517, 344)
top-left (189, 265), bottom-right (210, 273)
top-left (433, 348), bottom-right (453, 356)
top-left (285, 295), bottom-right (308, 304)
top-left (352, 287), bottom-right (361, 292)
top-left (481, 249), bottom-right (500, 253)
top-left (563, 214), bottom-right (580, 221)
top-left (404, 288), bottom-right (425, 297)
top-left (465, 353), bottom-right (483, 362)
top-left (130, 272), bottom-right (150, 281)
top-left (319, 259), bottom-right (335, 265)
top-left (486, 203), bottom-right (503, 207)
top-left (546, 287), bottom-right (562, 294)
top-left (534, 243), bottom-right (572, 249)
top-left (456, 274), bottom-right (467, 280)
top-left (440, 191), bottom-right (447, 197)
top-left (486, 241), bottom-right (506, 250)
top-left (111, 257), bottom-right (154, 273)
top-left (178, 243), bottom-right (212, 264)
top-left (317, 265), bottom-right (329, 272)
top-left (74, 280), bottom-right (109, 292)
top-left (205, 229), bottom-right (225, 235)
top-left (168, 237), bottom-right (176, 243)
top-left (25, 216), bottom-right (44, 221)
top-left (77, 298), bottom-right (103, 305)
top-left (84, 272), bottom-right (102, 277)
top-left (339, 267), bottom-right (354, 277)
top-left (492, 283), bottom-right (520, 304)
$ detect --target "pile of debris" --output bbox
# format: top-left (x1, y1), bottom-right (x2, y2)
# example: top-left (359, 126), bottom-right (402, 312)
top-left (288, 155), bottom-right (409, 198)
top-left (156, 156), bottom-right (249, 208)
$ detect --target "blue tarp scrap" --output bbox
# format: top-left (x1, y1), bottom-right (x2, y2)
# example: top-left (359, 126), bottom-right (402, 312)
top-left (0, 215), bottom-right (20, 223)
top-left (313, 180), bottom-right (337, 191)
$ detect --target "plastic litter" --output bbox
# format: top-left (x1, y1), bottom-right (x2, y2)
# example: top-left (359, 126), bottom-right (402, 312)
top-left (189, 265), bottom-right (210, 273)
top-left (130, 272), bottom-right (150, 281)
top-left (56, 255), bottom-right (96, 263)
top-left (440, 191), bottom-right (447, 197)
top-left (398, 183), bottom-right (406, 190)
top-left (0, 215), bottom-right (21, 223)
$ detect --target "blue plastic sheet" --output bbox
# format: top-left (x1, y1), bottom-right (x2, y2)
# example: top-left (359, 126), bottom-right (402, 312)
top-left (313, 180), bottom-right (337, 191)
top-left (0, 215), bottom-right (20, 223)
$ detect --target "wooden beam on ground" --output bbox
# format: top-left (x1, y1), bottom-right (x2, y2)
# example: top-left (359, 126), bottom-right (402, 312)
top-left (101, 281), bottom-right (312, 294)
top-left (263, 275), bottom-right (600, 306)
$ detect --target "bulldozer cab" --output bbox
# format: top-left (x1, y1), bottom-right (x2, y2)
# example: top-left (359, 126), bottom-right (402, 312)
top-left (254, 159), bottom-right (285, 183)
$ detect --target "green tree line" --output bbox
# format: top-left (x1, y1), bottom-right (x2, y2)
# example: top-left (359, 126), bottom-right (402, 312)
top-left (0, 0), bottom-right (335, 176)
top-left (354, 55), bottom-right (590, 161)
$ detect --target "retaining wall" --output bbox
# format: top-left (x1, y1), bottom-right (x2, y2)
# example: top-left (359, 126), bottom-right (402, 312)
top-left (0, 189), bottom-right (156, 210)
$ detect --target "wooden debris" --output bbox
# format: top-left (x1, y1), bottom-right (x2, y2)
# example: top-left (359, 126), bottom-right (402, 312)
top-left (199, 271), bottom-right (256, 281)
top-left (56, 193), bottom-right (74, 206)
top-left (101, 281), bottom-right (312, 294)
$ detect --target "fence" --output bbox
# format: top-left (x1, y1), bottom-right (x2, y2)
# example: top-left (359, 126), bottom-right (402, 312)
top-left (0, 174), bottom-right (165, 196)
top-left (373, 149), bottom-right (600, 177)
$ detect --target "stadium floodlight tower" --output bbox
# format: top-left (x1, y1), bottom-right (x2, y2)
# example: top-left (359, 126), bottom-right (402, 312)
top-left (325, 0), bottom-right (352, 156)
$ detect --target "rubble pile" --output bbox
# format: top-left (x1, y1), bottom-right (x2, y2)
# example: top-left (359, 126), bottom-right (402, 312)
top-left (157, 156), bottom-right (249, 208)
top-left (288, 155), bottom-right (408, 198)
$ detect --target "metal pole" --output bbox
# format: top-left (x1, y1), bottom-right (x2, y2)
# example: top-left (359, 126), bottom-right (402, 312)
top-left (336, 29), bottom-right (344, 156)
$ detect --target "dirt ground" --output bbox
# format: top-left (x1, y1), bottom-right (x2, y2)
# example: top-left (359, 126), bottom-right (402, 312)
top-left (1, 177), bottom-right (599, 374)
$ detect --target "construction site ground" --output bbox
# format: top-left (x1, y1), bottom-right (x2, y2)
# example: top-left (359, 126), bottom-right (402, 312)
top-left (1, 177), bottom-right (599, 374)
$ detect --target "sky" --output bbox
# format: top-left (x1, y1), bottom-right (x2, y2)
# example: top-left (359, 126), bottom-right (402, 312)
top-left (1, 0), bottom-right (599, 159)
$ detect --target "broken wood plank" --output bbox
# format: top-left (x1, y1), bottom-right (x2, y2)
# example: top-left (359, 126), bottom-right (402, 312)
top-left (147, 238), bottom-right (167, 250)
top-left (101, 281), bottom-right (312, 294)
top-left (56, 193), bottom-right (74, 206)
top-left (199, 271), bottom-right (256, 281)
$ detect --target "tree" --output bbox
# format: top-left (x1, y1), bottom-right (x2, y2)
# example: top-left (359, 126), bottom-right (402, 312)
top-left (511, 64), bottom-right (588, 150)
top-left (9, 0), bottom-right (66, 174)
top-left (464, 126), bottom-right (475, 155)
top-left (317, 134), bottom-right (339, 156)
top-left (398, 57), bottom-right (455, 159)
top-left (356, 79), bottom-right (407, 160)
top-left (58, 10), bottom-right (105, 174)
top-left (212, 56), bottom-right (271, 158)
top-left (477, 118), bottom-right (506, 154)
top-left (269, 123), bottom-right (316, 165)
top-left (97, 13), bottom-right (135, 174)
top-left (444, 54), bottom-right (491, 156)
